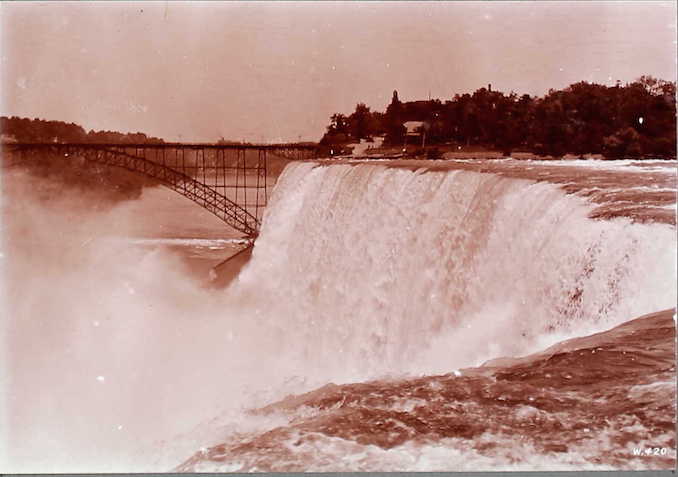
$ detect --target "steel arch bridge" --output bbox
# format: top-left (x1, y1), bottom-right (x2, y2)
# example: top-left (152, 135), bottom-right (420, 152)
top-left (4, 142), bottom-right (318, 239)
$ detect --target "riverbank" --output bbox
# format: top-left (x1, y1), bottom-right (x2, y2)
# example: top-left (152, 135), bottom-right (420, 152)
top-left (335, 142), bottom-right (673, 162)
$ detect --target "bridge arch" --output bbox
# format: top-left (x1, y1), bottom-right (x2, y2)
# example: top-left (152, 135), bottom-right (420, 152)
top-left (5, 142), bottom-right (318, 238)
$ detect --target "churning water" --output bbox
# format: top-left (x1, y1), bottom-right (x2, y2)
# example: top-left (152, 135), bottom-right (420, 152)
top-left (1, 159), bottom-right (676, 472)
top-left (238, 162), bottom-right (675, 376)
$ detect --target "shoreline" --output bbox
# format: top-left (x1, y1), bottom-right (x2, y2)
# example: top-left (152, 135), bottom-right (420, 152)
top-left (323, 143), bottom-right (676, 162)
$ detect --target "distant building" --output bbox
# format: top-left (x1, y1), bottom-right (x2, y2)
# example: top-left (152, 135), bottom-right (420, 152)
top-left (403, 121), bottom-right (430, 148)
top-left (371, 135), bottom-right (385, 148)
top-left (408, 100), bottom-right (433, 108)
top-left (403, 121), bottom-right (426, 136)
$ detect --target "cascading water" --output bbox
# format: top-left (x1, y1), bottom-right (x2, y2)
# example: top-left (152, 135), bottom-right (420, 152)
top-left (3, 160), bottom-right (675, 472)
top-left (173, 160), bottom-right (675, 472)
top-left (231, 162), bottom-right (675, 381)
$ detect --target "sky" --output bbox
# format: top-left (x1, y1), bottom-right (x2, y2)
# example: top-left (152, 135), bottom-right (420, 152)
top-left (1, 1), bottom-right (676, 143)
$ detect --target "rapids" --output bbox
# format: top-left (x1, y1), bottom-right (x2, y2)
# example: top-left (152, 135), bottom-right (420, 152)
top-left (2, 159), bottom-right (676, 472)
top-left (178, 308), bottom-right (676, 472)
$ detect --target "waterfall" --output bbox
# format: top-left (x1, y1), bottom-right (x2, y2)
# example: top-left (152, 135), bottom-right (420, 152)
top-left (233, 162), bottom-right (676, 380)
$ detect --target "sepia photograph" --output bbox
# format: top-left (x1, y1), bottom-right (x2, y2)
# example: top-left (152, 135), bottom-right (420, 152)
top-left (1, 1), bottom-right (676, 473)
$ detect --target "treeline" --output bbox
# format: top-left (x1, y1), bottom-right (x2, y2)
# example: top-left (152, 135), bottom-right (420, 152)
top-left (320, 76), bottom-right (676, 159)
top-left (0, 116), bottom-right (165, 144)
top-left (1, 116), bottom-right (164, 202)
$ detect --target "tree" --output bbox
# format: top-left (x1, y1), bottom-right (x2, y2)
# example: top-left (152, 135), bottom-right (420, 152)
top-left (318, 78), bottom-right (676, 159)
top-left (0, 116), bottom-right (164, 144)
top-left (348, 103), bottom-right (373, 140)
top-left (603, 127), bottom-right (643, 159)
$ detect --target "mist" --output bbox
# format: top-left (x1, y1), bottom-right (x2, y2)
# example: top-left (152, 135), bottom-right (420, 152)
top-left (1, 169), bottom-right (295, 471)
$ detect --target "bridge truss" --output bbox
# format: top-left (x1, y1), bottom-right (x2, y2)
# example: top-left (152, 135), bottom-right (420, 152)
top-left (4, 143), bottom-right (317, 238)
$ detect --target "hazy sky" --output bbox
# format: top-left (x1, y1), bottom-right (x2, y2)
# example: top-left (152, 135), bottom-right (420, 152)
top-left (1, 1), bottom-right (676, 143)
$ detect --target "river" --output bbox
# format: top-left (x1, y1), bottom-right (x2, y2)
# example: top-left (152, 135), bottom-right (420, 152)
top-left (1, 157), bottom-right (676, 472)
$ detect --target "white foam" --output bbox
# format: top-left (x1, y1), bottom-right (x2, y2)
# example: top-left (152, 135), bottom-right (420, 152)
top-left (235, 162), bottom-right (676, 378)
top-left (524, 158), bottom-right (677, 174)
top-left (107, 237), bottom-right (249, 248)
